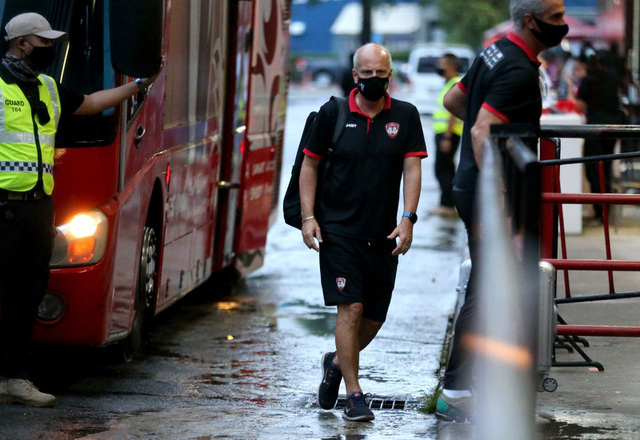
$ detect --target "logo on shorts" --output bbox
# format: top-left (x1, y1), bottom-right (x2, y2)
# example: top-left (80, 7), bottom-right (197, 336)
top-left (336, 277), bottom-right (347, 292)
top-left (385, 122), bottom-right (400, 139)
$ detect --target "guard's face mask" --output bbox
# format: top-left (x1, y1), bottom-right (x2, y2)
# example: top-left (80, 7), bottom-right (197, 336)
top-left (356, 75), bottom-right (389, 101)
top-left (530, 16), bottom-right (569, 48)
top-left (24, 40), bottom-right (56, 71)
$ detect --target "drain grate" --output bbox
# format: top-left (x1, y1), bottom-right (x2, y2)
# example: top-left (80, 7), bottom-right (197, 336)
top-left (334, 397), bottom-right (417, 410)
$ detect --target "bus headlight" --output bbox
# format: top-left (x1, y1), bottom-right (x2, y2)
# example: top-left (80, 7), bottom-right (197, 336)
top-left (50, 210), bottom-right (108, 267)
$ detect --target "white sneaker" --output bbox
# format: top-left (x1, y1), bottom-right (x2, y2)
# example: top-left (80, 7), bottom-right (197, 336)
top-left (0, 378), bottom-right (56, 407)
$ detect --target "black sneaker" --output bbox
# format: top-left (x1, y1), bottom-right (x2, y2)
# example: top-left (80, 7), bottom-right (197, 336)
top-left (343, 391), bottom-right (374, 421)
top-left (317, 352), bottom-right (342, 409)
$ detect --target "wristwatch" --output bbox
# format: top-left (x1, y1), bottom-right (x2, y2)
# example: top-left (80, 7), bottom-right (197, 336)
top-left (134, 78), bottom-right (147, 93)
top-left (402, 212), bottom-right (418, 224)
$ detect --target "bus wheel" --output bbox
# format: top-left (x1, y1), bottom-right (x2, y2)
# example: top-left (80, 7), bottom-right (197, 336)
top-left (119, 225), bottom-right (158, 362)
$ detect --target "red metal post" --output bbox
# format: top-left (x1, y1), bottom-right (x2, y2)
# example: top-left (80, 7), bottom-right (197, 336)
top-left (554, 164), bottom-right (571, 297)
top-left (539, 138), bottom-right (557, 259)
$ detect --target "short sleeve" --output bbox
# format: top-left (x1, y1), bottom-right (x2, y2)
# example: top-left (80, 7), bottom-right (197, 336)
top-left (459, 55), bottom-right (484, 94)
top-left (56, 81), bottom-right (85, 117)
top-left (459, 73), bottom-right (469, 93)
top-left (404, 106), bottom-right (428, 158)
top-left (483, 65), bottom-right (539, 123)
top-left (303, 100), bottom-right (336, 160)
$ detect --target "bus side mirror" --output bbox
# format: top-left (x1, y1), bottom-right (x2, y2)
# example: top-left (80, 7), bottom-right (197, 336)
top-left (109, 0), bottom-right (162, 78)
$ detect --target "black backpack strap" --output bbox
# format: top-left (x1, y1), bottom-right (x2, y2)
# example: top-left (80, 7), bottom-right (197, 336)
top-left (330, 96), bottom-right (348, 147)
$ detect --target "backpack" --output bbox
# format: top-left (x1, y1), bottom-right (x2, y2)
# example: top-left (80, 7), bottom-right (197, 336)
top-left (283, 96), bottom-right (348, 229)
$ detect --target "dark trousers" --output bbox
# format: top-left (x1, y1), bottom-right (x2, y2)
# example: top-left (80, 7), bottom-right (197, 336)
top-left (434, 133), bottom-right (461, 207)
top-left (584, 138), bottom-right (615, 219)
top-left (0, 197), bottom-right (54, 379)
top-left (443, 188), bottom-right (478, 390)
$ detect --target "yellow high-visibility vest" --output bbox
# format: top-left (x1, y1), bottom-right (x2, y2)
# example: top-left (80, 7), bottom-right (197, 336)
top-left (433, 75), bottom-right (463, 137)
top-left (0, 74), bottom-right (60, 195)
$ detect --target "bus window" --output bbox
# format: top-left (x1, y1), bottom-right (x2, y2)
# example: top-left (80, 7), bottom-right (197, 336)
top-left (164, 0), bottom-right (225, 131)
top-left (109, 0), bottom-right (162, 79)
top-left (56, 0), bottom-right (119, 147)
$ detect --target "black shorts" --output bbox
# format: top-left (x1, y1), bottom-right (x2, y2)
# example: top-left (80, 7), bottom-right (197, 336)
top-left (319, 232), bottom-right (398, 322)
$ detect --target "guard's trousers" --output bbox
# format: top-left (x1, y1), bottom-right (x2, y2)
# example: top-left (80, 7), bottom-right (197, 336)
top-left (0, 197), bottom-right (54, 379)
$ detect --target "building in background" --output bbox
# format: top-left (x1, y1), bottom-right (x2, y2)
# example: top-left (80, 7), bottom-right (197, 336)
top-left (290, 0), bottom-right (441, 57)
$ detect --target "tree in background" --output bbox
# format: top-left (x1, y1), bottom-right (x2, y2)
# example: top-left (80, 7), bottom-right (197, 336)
top-left (436, 0), bottom-right (510, 49)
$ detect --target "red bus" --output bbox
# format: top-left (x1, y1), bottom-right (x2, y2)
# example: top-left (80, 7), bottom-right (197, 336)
top-left (0, 0), bottom-right (289, 357)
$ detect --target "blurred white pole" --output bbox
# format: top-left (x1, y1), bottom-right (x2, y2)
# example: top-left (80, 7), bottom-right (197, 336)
top-left (471, 140), bottom-right (537, 440)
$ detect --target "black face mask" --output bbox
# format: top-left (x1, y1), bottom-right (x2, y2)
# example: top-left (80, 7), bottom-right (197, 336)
top-left (357, 75), bottom-right (389, 102)
top-left (531, 16), bottom-right (569, 48)
top-left (436, 68), bottom-right (446, 77)
top-left (24, 42), bottom-right (56, 72)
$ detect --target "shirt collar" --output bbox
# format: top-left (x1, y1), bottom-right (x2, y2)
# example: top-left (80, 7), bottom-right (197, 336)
top-left (507, 32), bottom-right (541, 65)
top-left (348, 87), bottom-right (392, 117)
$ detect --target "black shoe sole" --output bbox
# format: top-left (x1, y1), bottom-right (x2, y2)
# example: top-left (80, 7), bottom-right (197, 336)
top-left (317, 352), bottom-right (340, 410)
top-left (342, 412), bottom-right (375, 422)
top-left (435, 410), bottom-right (471, 424)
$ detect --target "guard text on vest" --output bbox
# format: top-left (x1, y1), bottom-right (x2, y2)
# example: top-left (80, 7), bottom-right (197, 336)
top-left (5, 99), bottom-right (25, 112)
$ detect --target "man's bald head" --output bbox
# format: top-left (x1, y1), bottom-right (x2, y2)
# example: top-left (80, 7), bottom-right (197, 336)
top-left (353, 43), bottom-right (392, 71)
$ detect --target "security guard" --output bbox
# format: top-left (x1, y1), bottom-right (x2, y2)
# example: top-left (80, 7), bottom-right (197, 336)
top-left (0, 13), bottom-right (160, 407)
top-left (430, 53), bottom-right (463, 218)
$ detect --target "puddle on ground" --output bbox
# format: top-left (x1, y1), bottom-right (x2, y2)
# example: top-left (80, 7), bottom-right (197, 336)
top-left (277, 315), bottom-right (337, 337)
top-left (541, 420), bottom-right (618, 439)
top-left (322, 436), bottom-right (367, 440)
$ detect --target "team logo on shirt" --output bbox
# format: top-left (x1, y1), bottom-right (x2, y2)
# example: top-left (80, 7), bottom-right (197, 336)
top-left (336, 277), bottom-right (347, 291)
top-left (385, 122), bottom-right (400, 139)
top-left (480, 43), bottom-right (504, 70)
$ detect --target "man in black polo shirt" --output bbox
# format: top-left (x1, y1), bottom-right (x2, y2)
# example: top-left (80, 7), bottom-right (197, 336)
top-left (299, 43), bottom-right (427, 421)
top-left (434, 0), bottom-right (568, 422)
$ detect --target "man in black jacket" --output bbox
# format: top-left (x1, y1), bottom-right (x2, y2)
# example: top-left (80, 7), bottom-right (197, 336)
top-left (435, 0), bottom-right (568, 422)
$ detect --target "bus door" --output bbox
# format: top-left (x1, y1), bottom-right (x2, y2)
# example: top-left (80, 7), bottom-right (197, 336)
top-left (234, 0), bottom-right (288, 275)
top-left (160, 0), bottom-right (226, 303)
top-left (215, 0), bottom-right (253, 271)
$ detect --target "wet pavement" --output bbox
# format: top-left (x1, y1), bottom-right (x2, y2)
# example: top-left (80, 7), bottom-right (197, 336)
top-left (0, 85), bottom-right (466, 439)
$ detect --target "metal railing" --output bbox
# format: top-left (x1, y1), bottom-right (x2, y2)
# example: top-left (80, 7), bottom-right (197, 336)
top-left (538, 125), bottom-right (640, 346)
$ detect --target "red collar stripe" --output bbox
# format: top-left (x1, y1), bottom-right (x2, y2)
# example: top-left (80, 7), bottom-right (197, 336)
top-left (458, 82), bottom-right (468, 94)
top-left (349, 88), bottom-right (391, 116)
top-left (506, 32), bottom-right (541, 65)
top-left (348, 88), bottom-right (361, 113)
